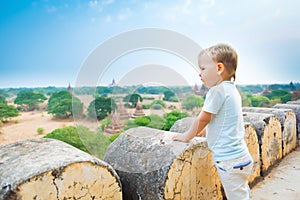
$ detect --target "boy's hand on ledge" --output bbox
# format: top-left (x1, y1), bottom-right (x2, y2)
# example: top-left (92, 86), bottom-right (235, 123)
top-left (172, 133), bottom-right (189, 143)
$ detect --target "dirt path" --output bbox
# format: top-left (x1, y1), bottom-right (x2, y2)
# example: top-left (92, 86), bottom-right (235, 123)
top-left (251, 147), bottom-right (300, 200)
top-left (0, 111), bottom-right (74, 146)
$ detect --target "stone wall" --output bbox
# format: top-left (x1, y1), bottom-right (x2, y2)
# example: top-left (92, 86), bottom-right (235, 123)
top-left (0, 102), bottom-right (299, 199)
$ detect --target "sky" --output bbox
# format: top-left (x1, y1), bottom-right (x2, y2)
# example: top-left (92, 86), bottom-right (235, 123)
top-left (0, 0), bottom-right (300, 88)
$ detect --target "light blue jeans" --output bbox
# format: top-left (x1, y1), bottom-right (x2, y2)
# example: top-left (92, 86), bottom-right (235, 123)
top-left (215, 153), bottom-right (253, 200)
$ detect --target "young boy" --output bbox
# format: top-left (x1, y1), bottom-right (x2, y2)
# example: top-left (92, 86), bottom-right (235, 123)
top-left (173, 44), bottom-right (253, 200)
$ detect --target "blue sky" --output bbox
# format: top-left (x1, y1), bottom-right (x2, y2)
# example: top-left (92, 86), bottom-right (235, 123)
top-left (0, 0), bottom-right (299, 88)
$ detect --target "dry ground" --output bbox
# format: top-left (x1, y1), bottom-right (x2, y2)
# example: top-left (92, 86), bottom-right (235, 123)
top-left (251, 146), bottom-right (300, 200)
top-left (0, 111), bottom-right (74, 146)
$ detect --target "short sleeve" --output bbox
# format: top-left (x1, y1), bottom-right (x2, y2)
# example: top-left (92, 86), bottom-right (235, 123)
top-left (202, 85), bottom-right (225, 114)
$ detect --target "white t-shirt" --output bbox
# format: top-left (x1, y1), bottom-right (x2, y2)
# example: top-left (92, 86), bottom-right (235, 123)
top-left (202, 81), bottom-right (248, 161)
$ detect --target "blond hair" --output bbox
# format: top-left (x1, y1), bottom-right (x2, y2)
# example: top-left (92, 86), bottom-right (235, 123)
top-left (200, 44), bottom-right (238, 81)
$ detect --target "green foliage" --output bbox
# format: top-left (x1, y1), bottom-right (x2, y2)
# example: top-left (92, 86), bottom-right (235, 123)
top-left (290, 81), bottom-right (296, 91)
top-left (142, 104), bottom-right (151, 109)
top-left (44, 126), bottom-right (111, 159)
top-left (100, 118), bottom-right (111, 131)
top-left (241, 93), bottom-right (252, 107)
top-left (109, 133), bottom-right (121, 143)
top-left (47, 91), bottom-right (83, 119)
top-left (263, 90), bottom-right (291, 103)
top-left (147, 114), bottom-right (166, 129)
top-left (182, 94), bottom-right (204, 110)
top-left (151, 104), bottom-right (163, 110)
top-left (151, 100), bottom-right (166, 107)
top-left (163, 90), bottom-right (176, 101)
top-left (125, 114), bottom-right (166, 130)
top-left (238, 85), bottom-right (264, 94)
top-left (137, 86), bottom-right (166, 94)
top-left (123, 93), bottom-right (143, 108)
top-left (87, 96), bottom-right (116, 120)
top-left (37, 127), bottom-right (44, 134)
top-left (143, 96), bottom-right (155, 100)
top-left (124, 120), bottom-right (139, 129)
top-left (169, 96), bottom-right (179, 102)
top-left (96, 86), bottom-right (113, 96)
top-left (14, 91), bottom-right (47, 111)
top-left (0, 96), bottom-right (7, 104)
top-left (249, 95), bottom-right (270, 107)
top-left (163, 110), bottom-right (189, 131)
top-left (0, 103), bottom-right (19, 122)
top-left (134, 116), bottom-right (151, 126)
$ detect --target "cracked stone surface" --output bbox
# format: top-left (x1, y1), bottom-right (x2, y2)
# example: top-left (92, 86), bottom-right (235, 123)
top-left (171, 117), bottom-right (262, 186)
top-left (243, 107), bottom-right (297, 157)
top-left (244, 123), bottom-right (261, 186)
top-left (0, 138), bottom-right (122, 200)
top-left (104, 127), bottom-right (223, 200)
top-left (243, 112), bottom-right (282, 175)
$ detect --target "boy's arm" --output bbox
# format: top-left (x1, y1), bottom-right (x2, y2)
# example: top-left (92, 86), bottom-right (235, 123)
top-left (172, 111), bottom-right (212, 142)
top-left (197, 128), bottom-right (206, 136)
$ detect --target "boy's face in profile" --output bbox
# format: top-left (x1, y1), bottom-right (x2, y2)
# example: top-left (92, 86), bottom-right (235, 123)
top-left (198, 54), bottom-right (222, 87)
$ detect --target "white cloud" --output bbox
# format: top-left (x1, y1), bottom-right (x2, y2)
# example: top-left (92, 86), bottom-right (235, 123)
top-left (89, 0), bottom-right (114, 10)
top-left (45, 5), bottom-right (57, 13)
top-left (105, 15), bottom-right (112, 23)
top-left (118, 8), bottom-right (132, 21)
top-left (102, 0), bottom-right (114, 5)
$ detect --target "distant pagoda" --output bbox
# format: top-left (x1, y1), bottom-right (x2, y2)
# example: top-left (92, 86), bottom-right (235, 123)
top-left (132, 98), bottom-right (145, 118)
top-left (67, 83), bottom-right (73, 94)
top-left (117, 101), bottom-right (130, 121)
top-left (193, 83), bottom-right (201, 95)
top-left (104, 111), bottom-right (123, 135)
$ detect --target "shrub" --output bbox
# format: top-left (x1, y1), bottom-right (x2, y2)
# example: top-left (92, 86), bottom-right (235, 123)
top-left (134, 116), bottom-right (151, 126)
top-left (147, 114), bottom-right (165, 130)
top-left (163, 110), bottom-right (189, 131)
top-left (109, 132), bottom-right (121, 143)
top-left (100, 118), bottom-right (111, 131)
top-left (142, 104), bottom-right (151, 109)
top-left (37, 127), bottom-right (44, 134)
top-left (151, 100), bottom-right (166, 108)
top-left (151, 104), bottom-right (163, 110)
top-left (124, 114), bottom-right (165, 130)
top-left (44, 126), bottom-right (111, 159)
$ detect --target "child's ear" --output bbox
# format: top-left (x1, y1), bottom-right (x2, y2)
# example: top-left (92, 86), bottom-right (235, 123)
top-left (217, 63), bottom-right (225, 75)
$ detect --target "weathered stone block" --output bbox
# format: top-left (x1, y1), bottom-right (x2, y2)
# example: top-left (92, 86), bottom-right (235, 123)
top-left (0, 138), bottom-right (122, 200)
top-left (104, 127), bottom-right (223, 200)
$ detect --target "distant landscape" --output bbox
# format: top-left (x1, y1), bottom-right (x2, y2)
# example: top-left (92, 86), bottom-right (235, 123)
top-left (0, 82), bottom-right (299, 158)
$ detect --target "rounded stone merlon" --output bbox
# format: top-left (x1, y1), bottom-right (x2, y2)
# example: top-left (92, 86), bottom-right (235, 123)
top-left (0, 138), bottom-right (122, 200)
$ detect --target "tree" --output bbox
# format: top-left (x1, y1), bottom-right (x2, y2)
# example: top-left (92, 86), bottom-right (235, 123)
top-left (241, 93), bottom-right (252, 107)
top-left (0, 96), bottom-right (7, 104)
top-left (263, 89), bottom-right (291, 103)
top-left (163, 110), bottom-right (189, 131)
top-left (250, 96), bottom-right (270, 107)
top-left (163, 90), bottom-right (176, 101)
top-left (14, 91), bottom-right (47, 111)
top-left (123, 93), bottom-right (143, 108)
top-left (182, 94), bottom-right (204, 110)
top-left (0, 103), bottom-right (19, 122)
top-left (290, 82), bottom-right (296, 91)
top-left (47, 91), bottom-right (83, 119)
top-left (87, 96), bottom-right (117, 120)
top-left (125, 114), bottom-right (166, 130)
top-left (151, 100), bottom-right (166, 108)
top-left (44, 126), bottom-right (111, 159)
